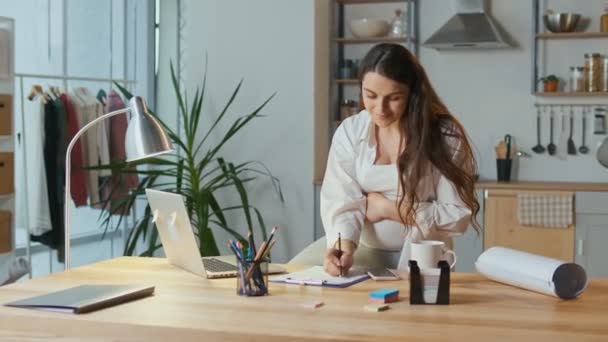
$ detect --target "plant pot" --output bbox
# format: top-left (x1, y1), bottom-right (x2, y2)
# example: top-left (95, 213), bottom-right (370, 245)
top-left (544, 81), bottom-right (559, 92)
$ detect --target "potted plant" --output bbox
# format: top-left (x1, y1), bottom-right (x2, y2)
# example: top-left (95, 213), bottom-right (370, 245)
top-left (538, 75), bottom-right (560, 92)
top-left (96, 64), bottom-right (283, 257)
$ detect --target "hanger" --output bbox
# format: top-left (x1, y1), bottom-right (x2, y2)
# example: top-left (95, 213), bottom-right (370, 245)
top-left (50, 85), bottom-right (62, 98)
top-left (96, 89), bottom-right (107, 106)
top-left (27, 85), bottom-right (48, 104)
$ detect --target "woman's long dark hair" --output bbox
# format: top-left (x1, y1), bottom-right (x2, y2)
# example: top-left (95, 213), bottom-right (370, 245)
top-left (358, 43), bottom-right (479, 230)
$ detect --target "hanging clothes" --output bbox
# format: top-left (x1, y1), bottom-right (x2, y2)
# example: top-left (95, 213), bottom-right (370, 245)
top-left (93, 92), bottom-right (112, 209)
top-left (71, 87), bottom-right (112, 207)
top-left (17, 101), bottom-right (52, 236)
top-left (31, 97), bottom-right (67, 262)
top-left (60, 94), bottom-right (87, 207)
top-left (100, 90), bottom-right (139, 215)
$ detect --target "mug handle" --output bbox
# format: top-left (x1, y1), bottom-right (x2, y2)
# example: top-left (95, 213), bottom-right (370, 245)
top-left (442, 249), bottom-right (457, 269)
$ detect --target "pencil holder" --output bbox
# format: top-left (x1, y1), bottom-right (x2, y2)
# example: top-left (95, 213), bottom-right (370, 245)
top-left (236, 257), bottom-right (269, 297)
top-left (408, 260), bottom-right (450, 305)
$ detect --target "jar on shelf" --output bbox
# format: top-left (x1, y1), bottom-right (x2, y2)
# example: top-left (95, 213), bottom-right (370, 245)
top-left (603, 56), bottom-right (608, 92)
top-left (339, 59), bottom-right (354, 79)
top-left (588, 53), bottom-right (603, 92)
top-left (602, 2), bottom-right (608, 32)
top-left (570, 66), bottom-right (585, 92)
top-left (389, 9), bottom-right (408, 38)
top-left (340, 99), bottom-right (359, 121)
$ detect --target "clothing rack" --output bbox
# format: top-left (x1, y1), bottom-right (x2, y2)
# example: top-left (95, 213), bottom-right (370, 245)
top-left (15, 73), bottom-right (137, 278)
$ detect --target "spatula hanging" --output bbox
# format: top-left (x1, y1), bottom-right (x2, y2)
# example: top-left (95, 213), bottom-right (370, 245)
top-left (557, 106), bottom-right (568, 160)
top-left (567, 105), bottom-right (577, 155)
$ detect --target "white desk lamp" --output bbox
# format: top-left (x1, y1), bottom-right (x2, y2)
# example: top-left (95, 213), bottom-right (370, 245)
top-left (64, 96), bottom-right (173, 270)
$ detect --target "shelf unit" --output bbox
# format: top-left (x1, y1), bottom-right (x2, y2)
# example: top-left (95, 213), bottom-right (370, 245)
top-left (313, 0), bottom-right (418, 185)
top-left (532, 0), bottom-right (608, 97)
top-left (0, 17), bottom-right (15, 267)
top-left (535, 92), bottom-right (608, 97)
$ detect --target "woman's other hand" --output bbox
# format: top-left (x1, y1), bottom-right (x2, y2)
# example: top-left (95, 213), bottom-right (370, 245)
top-left (323, 239), bottom-right (355, 276)
top-left (365, 192), bottom-right (391, 223)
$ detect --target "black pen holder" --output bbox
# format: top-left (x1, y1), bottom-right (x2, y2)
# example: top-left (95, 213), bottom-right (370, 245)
top-left (409, 260), bottom-right (450, 305)
top-left (236, 257), bottom-right (269, 297)
top-left (496, 159), bottom-right (512, 182)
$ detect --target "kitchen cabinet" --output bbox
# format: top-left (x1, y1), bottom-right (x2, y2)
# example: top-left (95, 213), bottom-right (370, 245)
top-left (483, 189), bottom-right (575, 261)
top-left (575, 192), bottom-right (608, 277)
top-left (453, 189), bottom-right (484, 272)
top-left (477, 182), bottom-right (608, 277)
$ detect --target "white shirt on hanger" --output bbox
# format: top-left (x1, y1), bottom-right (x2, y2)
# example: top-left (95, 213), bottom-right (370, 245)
top-left (15, 101), bottom-right (52, 236)
top-left (320, 110), bottom-right (472, 264)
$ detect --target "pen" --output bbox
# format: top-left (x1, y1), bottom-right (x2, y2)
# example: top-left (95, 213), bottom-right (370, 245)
top-left (337, 233), bottom-right (343, 277)
top-left (247, 231), bottom-right (256, 260)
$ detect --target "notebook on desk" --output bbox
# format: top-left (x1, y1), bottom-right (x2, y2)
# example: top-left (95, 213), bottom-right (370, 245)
top-left (270, 266), bottom-right (370, 288)
top-left (4, 284), bottom-right (155, 314)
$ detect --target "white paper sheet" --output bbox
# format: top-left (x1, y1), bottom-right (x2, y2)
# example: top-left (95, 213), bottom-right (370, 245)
top-left (475, 247), bottom-right (587, 299)
top-left (269, 266), bottom-right (369, 287)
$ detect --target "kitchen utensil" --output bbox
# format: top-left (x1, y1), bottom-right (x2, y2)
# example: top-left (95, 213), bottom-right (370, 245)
top-left (543, 13), bottom-right (581, 33)
top-left (495, 141), bottom-right (507, 159)
top-left (579, 107), bottom-right (589, 154)
top-left (547, 106), bottom-right (557, 155)
top-left (532, 107), bottom-right (545, 154)
top-left (567, 106), bottom-right (577, 155)
top-left (504, 134), bottom-right (512, 160)
top-left (597, 137), bottom-right (608, 168)
top-left (558, 106), bottom-right (568, 159)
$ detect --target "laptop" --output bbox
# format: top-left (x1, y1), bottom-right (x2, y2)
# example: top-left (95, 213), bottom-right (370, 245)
top-left (145, 188), bottom-right (285, 279)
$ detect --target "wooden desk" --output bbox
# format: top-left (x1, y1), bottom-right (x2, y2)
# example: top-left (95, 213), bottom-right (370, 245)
top-left (0, 257), bottom-right (606, 341)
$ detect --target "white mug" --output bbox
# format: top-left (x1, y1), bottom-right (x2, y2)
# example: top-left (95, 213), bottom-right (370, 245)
top-left (410, 240), bottom-right (457, 269)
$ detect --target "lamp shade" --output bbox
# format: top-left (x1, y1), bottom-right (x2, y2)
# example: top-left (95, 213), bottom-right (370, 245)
top-left (125, 96), bottom-right (173, 162)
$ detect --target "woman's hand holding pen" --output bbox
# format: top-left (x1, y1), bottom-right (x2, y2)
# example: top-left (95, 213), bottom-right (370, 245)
top-left (323, 239), bottom-right (355, 276)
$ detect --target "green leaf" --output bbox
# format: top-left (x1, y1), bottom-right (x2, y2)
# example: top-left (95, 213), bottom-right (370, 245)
top-left (194, 79), bottom-right (243, 157)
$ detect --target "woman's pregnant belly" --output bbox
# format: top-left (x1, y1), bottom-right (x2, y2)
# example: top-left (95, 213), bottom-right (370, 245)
top-left (360, 219), bottom-right (407, 251)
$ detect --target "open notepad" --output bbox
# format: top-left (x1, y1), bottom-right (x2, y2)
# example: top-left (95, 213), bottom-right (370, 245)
top-left (270, 266), bottom-right (370, 288)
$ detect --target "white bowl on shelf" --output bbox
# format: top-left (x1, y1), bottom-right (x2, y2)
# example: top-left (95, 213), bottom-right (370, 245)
top-left (348, 18), bottom-right (390, 38)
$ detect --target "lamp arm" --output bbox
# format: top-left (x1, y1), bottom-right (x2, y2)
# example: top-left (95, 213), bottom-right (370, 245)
top-left (64, 107), bottom-right (130, 270)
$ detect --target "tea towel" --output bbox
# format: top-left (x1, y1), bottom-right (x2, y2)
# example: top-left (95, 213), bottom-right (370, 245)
top-left (517, 192), bottom-right (573, 228)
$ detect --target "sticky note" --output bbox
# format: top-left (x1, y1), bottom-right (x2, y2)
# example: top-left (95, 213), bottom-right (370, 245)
top-left (368, 293), bottom-right (399, 304)
top-left (369, 288), bottom-right (399, 299)
top-left (364, 303), bottom-right (389, 312)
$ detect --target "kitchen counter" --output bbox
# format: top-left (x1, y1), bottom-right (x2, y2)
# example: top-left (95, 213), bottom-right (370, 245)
top-left (476, 180), bottom-right (608, 192)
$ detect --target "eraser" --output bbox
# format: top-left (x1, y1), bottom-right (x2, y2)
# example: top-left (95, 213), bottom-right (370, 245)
top-left (369, 288), bottom-right (399, 299)
top-left (364, 303), bottom-right (389, 312)
top-left (301, 300), bottom-right (324, 309)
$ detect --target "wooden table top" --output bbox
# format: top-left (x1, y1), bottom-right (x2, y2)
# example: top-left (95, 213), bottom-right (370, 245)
top-left (0, 257), bottom-right (606, 341)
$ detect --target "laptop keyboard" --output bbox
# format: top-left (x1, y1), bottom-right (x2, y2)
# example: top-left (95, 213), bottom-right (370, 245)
top-left (202, 258), bottom-right (238, 272)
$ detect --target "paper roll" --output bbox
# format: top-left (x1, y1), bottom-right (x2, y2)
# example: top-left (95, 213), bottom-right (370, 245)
top-left (475, 247), bottom-right (587, 299)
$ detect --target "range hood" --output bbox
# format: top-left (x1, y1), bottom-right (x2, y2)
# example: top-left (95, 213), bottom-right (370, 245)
top-left (423, 0), bottom-right (515, 50)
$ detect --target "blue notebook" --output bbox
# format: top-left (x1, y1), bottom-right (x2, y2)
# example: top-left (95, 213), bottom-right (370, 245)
top-left (269, 266), bottom-right (370, 288)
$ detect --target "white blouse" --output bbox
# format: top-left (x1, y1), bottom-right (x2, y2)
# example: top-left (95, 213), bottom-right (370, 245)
top-left (320, 110), bottom-right (472, 258)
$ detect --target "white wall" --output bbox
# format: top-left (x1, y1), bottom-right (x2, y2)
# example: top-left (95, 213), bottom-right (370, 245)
top-left (178, 0), bottom-right (318, 262)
